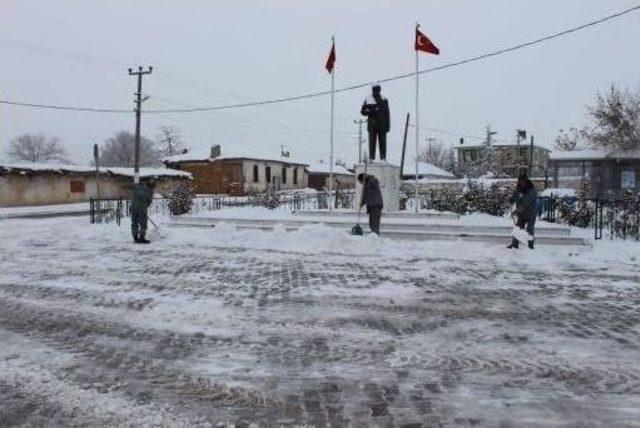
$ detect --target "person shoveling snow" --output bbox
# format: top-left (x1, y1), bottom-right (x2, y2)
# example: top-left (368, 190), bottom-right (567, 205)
top-left (507, 170), bottom-right (537, 250)
top-left (130, 180), bottom-right (154, 244)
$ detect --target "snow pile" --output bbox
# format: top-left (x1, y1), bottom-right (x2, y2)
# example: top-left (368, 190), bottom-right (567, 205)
top-left (540, 188), bottom-right (576, 198)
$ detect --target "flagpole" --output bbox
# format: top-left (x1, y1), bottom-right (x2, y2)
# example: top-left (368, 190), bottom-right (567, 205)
top-left (414, 24), bottom-right (420, 213)
top-left (329, 36), bottom-right (335, 212)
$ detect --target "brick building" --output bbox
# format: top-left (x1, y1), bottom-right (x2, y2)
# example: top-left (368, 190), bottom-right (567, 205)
top-left (163, 145), bottom-right (309, 195)
top-left (306, 159), bottom-right (355, 191)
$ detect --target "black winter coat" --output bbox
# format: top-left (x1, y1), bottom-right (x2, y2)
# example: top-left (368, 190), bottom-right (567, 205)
top-left (130, 183), bottom-right (153, 214)
top-left (510, 179), bottom-right (537, 221)
top-left (361, 176), bottom-right (383, 211)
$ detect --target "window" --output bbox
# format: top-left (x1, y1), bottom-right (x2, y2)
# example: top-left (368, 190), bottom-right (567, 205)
top-left (282, 167), bottom-right (287, 184)
top-left (70, 180), bottom-right (85, 193)
top-left (265, 166), bottom-right (271, 183)
top-left (293, 168), bottom-right (298, 185)
top-left (252, 165), bottom-right (259, 183)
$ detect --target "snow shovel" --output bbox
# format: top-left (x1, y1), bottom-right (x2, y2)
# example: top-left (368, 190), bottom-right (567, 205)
top-left (508, 204), bottom-right (534, 248)
top-left (147, 216), bottom-right (167, 240)
top-left (351, 156), bottom-right (368, 236)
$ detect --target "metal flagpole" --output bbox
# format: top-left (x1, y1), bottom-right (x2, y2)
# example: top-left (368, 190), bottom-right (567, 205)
top-left (329, 36), bottom-right (335, 212)
top-left (414, 24), bottom-right (420, 213)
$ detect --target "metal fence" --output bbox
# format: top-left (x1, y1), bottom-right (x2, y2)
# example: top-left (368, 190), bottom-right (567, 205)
top-left (90, 190), bottom-right (356, 225)
top-left (537, 195), bottom-right (639, 241)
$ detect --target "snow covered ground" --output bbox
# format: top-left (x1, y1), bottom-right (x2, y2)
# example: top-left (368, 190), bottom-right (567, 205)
top-left (0, 214), bottom-right (639, 426)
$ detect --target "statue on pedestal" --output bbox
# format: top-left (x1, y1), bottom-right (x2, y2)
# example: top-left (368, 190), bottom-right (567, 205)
top-left (360, 84), bottom-right (390, 161)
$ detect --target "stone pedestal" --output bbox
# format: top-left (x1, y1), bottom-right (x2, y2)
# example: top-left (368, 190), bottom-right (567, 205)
top-left (355, 162), bottom-right (401, 212)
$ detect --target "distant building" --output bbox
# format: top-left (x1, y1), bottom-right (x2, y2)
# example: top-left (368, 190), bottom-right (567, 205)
top-left (0, 163), bottom-right (191, 207)
top-left (306, 159), bottom-right (355, 191)
top-left (456, 142), bottom-right (550, 178)
top-left (550, 149), bottom-right (640, 198)
top-left (163, 145), bottom-right (309, 195)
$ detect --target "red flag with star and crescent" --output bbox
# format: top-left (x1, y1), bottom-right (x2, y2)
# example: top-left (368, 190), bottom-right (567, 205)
top-left (325, 41), bottom-right (336, 73)
top-left (415, 26), bottom-right (439, 55)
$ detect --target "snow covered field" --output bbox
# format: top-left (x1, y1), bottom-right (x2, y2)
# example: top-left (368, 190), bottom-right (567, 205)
top-left (1, 214), bottom-right (639, 426)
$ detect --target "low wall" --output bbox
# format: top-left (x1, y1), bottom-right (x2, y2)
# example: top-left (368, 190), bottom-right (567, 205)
top-left (0, 174), bottom-right (185, 207)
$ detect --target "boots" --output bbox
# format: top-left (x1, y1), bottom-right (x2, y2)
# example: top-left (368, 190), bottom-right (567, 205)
top-left (507, 238), bottom-right (519, 249)
top-left (137, 231), bottom-right (151, 244)
top-left (132, 231), bottom-right (140, 243)
top-left (528, 240), bottom-right (534, 250)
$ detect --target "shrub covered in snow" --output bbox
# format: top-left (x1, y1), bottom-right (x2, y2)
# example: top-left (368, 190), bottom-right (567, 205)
top-left (167, 182), bottom-right (195, 215)
top-left (421, 180), bottom-right (515, 216)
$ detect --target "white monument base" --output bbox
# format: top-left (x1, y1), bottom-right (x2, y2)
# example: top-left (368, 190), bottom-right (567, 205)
top-left (355, 162), bottom-right (401, 212)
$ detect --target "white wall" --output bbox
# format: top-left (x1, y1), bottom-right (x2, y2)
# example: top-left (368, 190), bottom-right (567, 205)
top-left (242, 160), bottom-right (308, 193)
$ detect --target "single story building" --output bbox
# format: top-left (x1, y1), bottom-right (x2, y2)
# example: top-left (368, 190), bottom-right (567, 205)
top-left (0, 163), bottom-right (191, 207)
top-left (163, 145), bottom-right (309, 195)
top-left (550, 149), bottom-right (640, 198)
top-left (457, 142), bottom-right (550, 178)
top-left (402, 161), bottom-right (455, 181)
top-left (307, 159), bottom-right (356, 191)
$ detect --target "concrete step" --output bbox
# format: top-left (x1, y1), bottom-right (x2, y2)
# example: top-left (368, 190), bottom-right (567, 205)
top-left (172, 218), bottom-right (586, 246)
top-left (177, 216), bottom-right (571, 237)
top-left (0, 209), bottom-right (93, 219)
top-left (294, 210), bottom-right (460, 220)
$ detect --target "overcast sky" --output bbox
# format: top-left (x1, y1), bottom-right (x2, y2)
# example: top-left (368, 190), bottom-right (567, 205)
top-left (2, 0), bottom-right (640, 166)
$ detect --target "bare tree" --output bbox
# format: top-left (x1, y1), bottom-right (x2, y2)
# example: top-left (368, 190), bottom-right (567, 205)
top-left (417, 139), bottom-right (456, 172)
top-left (98, 131), bottom-right (161, 167)
top-left (587, 85), bottom-right (640, 150)
top-left (156, 126), bottom-right (187, 157)
top-left (7, 133), bottom-right (69, 163)
top-left (554, 126), bottom-right (588, 151)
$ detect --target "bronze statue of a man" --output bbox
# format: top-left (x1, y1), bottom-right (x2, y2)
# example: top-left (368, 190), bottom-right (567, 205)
top-left (360, 84), bottom-right (390, 161)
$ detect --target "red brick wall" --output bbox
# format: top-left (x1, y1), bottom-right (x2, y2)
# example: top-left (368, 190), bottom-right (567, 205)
top-left (173, 161), bottom-right (244, 194)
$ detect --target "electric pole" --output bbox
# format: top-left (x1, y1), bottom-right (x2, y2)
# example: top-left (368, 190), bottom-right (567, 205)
top-left (128, 66), bottom-right (153, 184)
top-left (425, 136), bottom-right (436, 163)
top-left (354, 119), bottom-right (366, 163)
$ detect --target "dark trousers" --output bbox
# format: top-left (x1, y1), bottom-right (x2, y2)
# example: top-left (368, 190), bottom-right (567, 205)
top-left (368, 207), bottom-right (382, 235)
top-left (511, 215), bottom-right (535, 247)
top-left (131, 210), bottom-right (148, 238)
top-left (368, 129), bottom-right (387, 161)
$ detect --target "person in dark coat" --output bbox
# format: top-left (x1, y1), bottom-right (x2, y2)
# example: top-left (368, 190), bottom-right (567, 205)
top-left (360, 84), bottom-right (390, 161)
top-left (130, 181), bottom-right (154, 244)
top-left (358, 173), bottom-right (383, 235)
top-left (508, 170), bottom-right (537, 249)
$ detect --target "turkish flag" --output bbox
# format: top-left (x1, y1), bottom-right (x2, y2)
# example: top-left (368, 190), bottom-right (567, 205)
top-left (325, 41), bottom-right (336, 73)
top-left (415, 27), bottom-right (439, 55)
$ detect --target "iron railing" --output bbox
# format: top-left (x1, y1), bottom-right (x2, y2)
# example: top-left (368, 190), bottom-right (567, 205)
top-left (90, 190), bottom-right (356, 224)
top-left (536, 195), bottom-right (639, 241)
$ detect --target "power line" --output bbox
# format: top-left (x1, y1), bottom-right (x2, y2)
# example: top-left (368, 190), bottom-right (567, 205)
top-left (1, 4), bottom-right (639, 114)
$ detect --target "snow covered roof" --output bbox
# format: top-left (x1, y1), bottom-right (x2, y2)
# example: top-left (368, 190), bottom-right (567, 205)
top-left (458, 142), bottom-right (551, 150)
top-left (0, 163), bottom-right (192, 179)
top-left (418, 162), bottom-right (455, 178)
top-left (163, 145), bottom-right (308, 166)
top-left (550, 149), bottom-right (640, 161)
top-left (306, 159), bottom-right (355, 175)
top-left (404, 162), bottom-right (455, 179)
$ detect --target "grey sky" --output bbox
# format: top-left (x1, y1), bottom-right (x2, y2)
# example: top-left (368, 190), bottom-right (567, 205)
top-left (2, 0), bottom-right (640, 166)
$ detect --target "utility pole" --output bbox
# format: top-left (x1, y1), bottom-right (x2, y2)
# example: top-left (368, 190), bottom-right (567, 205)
top-left (128, 66), bottom-right (153, 184)
top-left (516, 129), bottom-right (527, 176)
top-left (529, 135), bottom-right (534, 174)
top-left (425, 137), bottom-right (437, 163)
top-left (354, 119), bottom-right (366, 163)
top-left (93, 143), bottom-right (101, 199)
